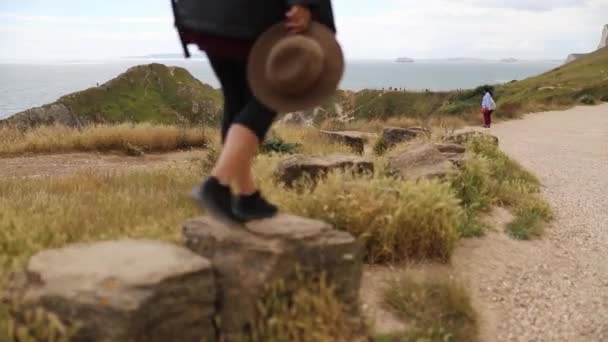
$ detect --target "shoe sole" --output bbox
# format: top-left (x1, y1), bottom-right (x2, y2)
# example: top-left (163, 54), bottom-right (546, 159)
top-left (232, 208), bottom-right (278, 222)
top-left (191, 187), bottom-right (244, 226)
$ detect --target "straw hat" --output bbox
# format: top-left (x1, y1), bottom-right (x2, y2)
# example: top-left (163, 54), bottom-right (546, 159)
top-left (248, 21), bottom-right (344, 113)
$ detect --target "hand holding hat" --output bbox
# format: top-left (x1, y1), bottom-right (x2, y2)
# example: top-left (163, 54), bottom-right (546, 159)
top-left (247, 13), bottom-right (344, 113)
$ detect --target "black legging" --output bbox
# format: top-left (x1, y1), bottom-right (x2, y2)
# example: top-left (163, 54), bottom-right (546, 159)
top-left (207, 54), bottom-right (277, 143)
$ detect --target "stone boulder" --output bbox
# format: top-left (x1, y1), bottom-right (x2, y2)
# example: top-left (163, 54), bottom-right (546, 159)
top-left (274, 153), bottom-right (374, 187)
top-left (387, 143), bottom-right (457, 180)
top-left (380, 126), bottom-right (427, 148)
top-left (445, 131), bottom-right (499, 146)
top-left (9, 240), bottom-right (216, 342)
top-left (320, 130), bottom-right (376, 154)
top-left (434, 143), bottom-right (467, 167)
top-left (183, 215), bottom-right (363, 340)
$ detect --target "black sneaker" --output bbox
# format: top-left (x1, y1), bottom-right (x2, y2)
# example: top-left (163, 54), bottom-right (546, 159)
top-left (233, 191), bottom-right (279, 221)
top-left (191, 177), bottom-right (244, 225)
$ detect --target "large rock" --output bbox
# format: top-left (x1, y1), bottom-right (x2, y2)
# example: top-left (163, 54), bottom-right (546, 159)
top-left (9, 240), bottom-right (216, 342)
top-left (274, 153), bottom-right (374, 187)
top-left (445, 131), bottom-right (499, 146)
top-left (380, 126), bottom-right (427, 148)
top-left (434, 143), bottom-right (467, 167)
top-left (387, 143), bottom-right (457, 180)
top-left (183, 215), bottom-right (363, 340)
top-left (320, 130), bottom-right (376, 154)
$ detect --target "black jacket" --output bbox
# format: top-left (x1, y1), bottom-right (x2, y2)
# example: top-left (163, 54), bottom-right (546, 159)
top-left (172, 0), bottom-right (336, 41)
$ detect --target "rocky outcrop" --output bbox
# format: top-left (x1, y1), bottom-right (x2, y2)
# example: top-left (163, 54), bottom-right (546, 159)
top-left (183, 215), bottom-right (363, 340)
top-left (380, 126), bottom-right (427, 148)
top-left (274, 153), bottom-right (374, 187)
top-left (0, 64), bottom-right (222, 129)
top-left (8, 240), bottom-right (216, 342)
top-left (386, 143), bottom-right (457, 180)
top-left (598, 24), bottom-right (608, 50)
top-left (565, 25), bottom-right (608, 64)
top-left (320, 130), bottom-right (376, 154)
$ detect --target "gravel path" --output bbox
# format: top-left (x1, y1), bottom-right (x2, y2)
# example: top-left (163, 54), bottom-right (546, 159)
top-left (455, 104), bottom-right (608, 341)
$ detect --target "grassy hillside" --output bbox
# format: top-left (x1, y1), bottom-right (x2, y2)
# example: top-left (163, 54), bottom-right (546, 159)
top-left (1, 64), bottom-right (223, 128)
top-left (60, 63), bottom-right (222, 125)
top-left (320, 48), bottom-right (608, 123)
top-left (495, 47), bottom-right (608, 115)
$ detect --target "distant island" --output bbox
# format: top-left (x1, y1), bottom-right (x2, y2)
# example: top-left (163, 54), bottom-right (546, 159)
top-left (395, 57), bottom-right (415, 63)
top-left (501, 58), bottom-right (519, 63)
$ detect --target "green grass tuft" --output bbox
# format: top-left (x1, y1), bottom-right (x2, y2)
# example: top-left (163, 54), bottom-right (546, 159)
top-left (380, 273), bottom-right (478, 342)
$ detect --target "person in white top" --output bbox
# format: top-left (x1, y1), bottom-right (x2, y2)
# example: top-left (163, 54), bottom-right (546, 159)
top-left (481, 88), bottom-right (496, 128)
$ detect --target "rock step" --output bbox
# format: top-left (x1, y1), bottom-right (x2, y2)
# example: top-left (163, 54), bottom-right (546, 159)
top-left (9, 216), bottom-right (364, 341)
top-left (274, 153), bottom-right (374, 187)
top-left (183, 214), bottom-right (363, 339)
top-left (9, 240), bottom-right (216, 342)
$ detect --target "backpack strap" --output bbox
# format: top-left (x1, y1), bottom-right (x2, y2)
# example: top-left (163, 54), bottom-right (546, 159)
top-left (171, 0), bottom-right (191, 58)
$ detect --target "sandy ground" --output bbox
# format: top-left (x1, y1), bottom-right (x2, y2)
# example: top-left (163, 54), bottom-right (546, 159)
top-left (455, 103), bottom-right (608, 341)
top-left (0, 150), bottom-right (204, 178)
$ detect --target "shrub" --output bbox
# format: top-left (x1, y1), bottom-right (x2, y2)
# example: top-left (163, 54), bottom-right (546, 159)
top-left (578, 94), bottom-right (596, 105)
top-left (450, 156), bottom-right (494, 237)
top-left (260, 136), bottom-right (302, 155)
top-left (381, 272), bottom-right (477, 342)
top-left (262, 169), bottom-right (462, 263)
top-left (507, 196), bottom-right (552, 239)
top-left (464, 136), bottom-right (552, 239)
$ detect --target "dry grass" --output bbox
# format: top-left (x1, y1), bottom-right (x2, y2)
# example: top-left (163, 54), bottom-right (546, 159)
top-left (0, 165), bottom-right (203, 340)
top-left (253, 274), bottom-right (361, 342)
top-left (379, 272), bottom-right (478, 342)
top-left (0, 124), bottom-right (209, 157)
top-left (270, 126), bottom-right (352, 155)
top-left (0, 166), bottom-right (200, 271)
top-left (255, 156), bottom-right (462, 263)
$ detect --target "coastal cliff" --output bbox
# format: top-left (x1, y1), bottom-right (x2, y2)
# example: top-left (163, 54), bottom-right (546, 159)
top-left (565, 24), bottom-right (608, 64)
top-left (1, 64), bottom-right (222, 129)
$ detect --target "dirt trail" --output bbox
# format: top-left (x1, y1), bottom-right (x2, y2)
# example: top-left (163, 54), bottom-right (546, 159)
top-left (454, 104), bottom-right (608, 341)
top-left (0, 150), bottom-right (203, 178)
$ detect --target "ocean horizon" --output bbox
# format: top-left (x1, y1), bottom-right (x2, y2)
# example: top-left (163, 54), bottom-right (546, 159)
top-left (0, 58), bottom-right (561, 119)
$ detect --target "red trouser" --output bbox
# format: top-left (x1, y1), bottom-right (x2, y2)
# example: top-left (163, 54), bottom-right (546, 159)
top-left (482, 108), bottom-right (493, 126)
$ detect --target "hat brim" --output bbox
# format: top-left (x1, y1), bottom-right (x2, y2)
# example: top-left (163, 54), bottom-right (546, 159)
top-left (248, 22), bottom-right (344, 114)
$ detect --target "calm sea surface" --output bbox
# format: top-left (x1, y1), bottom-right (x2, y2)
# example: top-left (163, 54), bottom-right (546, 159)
top-left (0, 59), bottom-right (560, 119)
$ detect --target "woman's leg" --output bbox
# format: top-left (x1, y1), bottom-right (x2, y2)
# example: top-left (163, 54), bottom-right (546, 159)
top-left (207, 56), bottom-right (249, 144)
top-left (195, 54), bottom-right (277, 222)
top-left (488, 110), bottom-right (494, 127)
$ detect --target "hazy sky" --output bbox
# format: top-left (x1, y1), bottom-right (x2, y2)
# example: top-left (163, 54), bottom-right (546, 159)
top-left (0, 0), bottom-right (606, 60)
